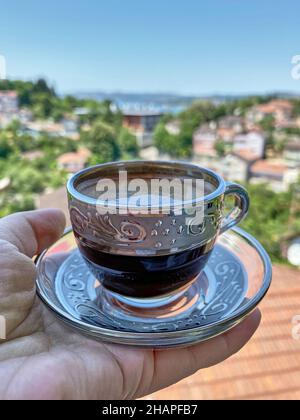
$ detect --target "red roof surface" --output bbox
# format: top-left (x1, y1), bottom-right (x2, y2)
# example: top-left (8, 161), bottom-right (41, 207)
top-left (0, 90), bottom-right (17, 98)
top-left (255, 100), bottom-right (293, 114)
top-left (251, 160), bottom-right (289, 176)
top-left (145, 264), bottom-right (300, 400)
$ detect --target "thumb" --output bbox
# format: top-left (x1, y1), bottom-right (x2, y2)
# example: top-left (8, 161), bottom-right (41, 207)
top-left (0, 209), bottom-right (66, 258)
top-left (0, 209), bottom-right (66, 340)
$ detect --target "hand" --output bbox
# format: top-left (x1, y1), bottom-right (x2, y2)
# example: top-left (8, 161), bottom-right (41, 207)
top-left (0, 209), bottom-right (261, 400)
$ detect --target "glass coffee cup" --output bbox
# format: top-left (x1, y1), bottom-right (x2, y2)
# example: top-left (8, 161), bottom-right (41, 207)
top-left (67, 161), bottom-right (249, 310)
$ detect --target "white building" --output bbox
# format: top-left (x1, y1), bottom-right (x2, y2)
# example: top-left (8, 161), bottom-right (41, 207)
top-left (233, 131), bottom-right (266, 159)
top-left (0, 91), bottom-right (18, 114)
top-left (165, 120), bottom-right (181, 135)
top-left (193, 123), bottom-right (217, 157)
top-left (250, 160), bottom-right (299, 192)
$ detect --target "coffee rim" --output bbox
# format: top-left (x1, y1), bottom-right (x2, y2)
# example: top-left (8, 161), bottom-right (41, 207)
top-left (67, 160), bottom-right (227, 210)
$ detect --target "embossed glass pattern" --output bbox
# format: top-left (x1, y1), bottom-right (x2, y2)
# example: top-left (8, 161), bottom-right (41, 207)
top-left (35, 227), bottom-right (272, 348)
top-left (67, 161), bottom-right (250, 307)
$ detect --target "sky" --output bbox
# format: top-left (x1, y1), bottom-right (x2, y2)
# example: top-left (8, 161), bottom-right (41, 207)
top-left (1, 0), bottom-right (300, 95)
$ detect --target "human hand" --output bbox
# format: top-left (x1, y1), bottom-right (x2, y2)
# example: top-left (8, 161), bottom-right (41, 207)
top-left (0, 209), bottom-right (261, 400)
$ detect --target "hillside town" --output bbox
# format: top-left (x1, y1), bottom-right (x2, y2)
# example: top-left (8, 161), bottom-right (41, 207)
top-left (167, 99), bottom-right (300, 192)
top-left (0, 84), bottom-right (300, 267)
top-left (1, 89), bottom-right (300, 192)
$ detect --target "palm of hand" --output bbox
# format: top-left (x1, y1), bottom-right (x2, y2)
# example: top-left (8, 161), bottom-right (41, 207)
top-left (0, 210), bottom-right (261, 400)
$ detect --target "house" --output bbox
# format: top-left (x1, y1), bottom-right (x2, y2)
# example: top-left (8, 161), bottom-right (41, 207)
top-left (287, 237), bottom-right (300, 267)
top-left (0, 91), bottom-right (18, 114)
top-left (165, 120), bottom-right (181, 135)
top-left (23, 119), bottom-right (79, 139)
top-left (37, 186), bottom-right (70, 226)
top-left (123, 110), bottom-right (163, 147)
top-left (246, 100), bottom-right (293, 126)
top-left (281, 232), bottom-right (300, 267)
top-left (140, 146), bottom-right (160, 161)
top-left (61, 117), bottom-right (79, 139)
top-left (232, 131), bottom-right (266, 159)
top-left (0, 177), bottom-right (10, 192)
top-left (250, 159), bottom-right (299, 192)
top-left (214, 153), bottom-right (254, 183)
top-left (57, 148), bottom-right (91, 174)
top-left (283, 141), bottom-right (300, 165)
top-left (217, 127), bottom-right (237, 142)
top-left (21, 150), bottom-right (44, 161)
top-left (218, 115), bottom-right (244, 134)
top-left (193, 123), bottom-right (217, 157)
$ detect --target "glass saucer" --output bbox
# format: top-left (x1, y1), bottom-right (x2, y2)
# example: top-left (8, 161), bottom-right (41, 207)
top-left (35, 227), bottom-right (272, 348)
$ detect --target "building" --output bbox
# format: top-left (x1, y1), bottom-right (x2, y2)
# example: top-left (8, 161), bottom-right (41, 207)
top-left (165, 120), bottom-right (181, 135)
top-left (0, 91), bottom-right (18, 114)
top-left (123, 110), bottom-right (163, 147)
top-left (250, 159), bottom-right (299, 192)
top-left (23, 119), bottom-right (79, 140)
top-left (193, 123), bottom-right (217, 157)
top-left (217, 127), bottom-right (237, 142)
top-left (246, 100), bottom-right (293, 126)
top-left (57, 148), bottom-right (91, 174)
top-left (139, 146), bottom-right (161, 161)
top-left (0, 177), bottom-right (10, 192)
top-left (21, 150), bottom-right (44, 162)
top-left (194, 152), bottom-right (257, 183)
top-left (61, 117), bottom-right (79, 139)
top-left (218, 115), bottom-right (244, 134)
top-left (283, 141), bottom-right (300, 165)
top-left (37, 186), bottom-right (70, 226)
top-left (233, 131), bottom-right (266, 159)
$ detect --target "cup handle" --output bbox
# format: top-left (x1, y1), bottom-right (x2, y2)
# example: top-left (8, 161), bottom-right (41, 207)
top-left (220, 182), bottom-right (250, 235)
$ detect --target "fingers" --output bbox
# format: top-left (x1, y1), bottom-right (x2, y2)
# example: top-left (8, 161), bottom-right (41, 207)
top-left (0, 209), bottom-right (66, 338)
top-left (0, 209), bottom-right (65, 257)
top-left (147, 309), bottom-right (261, 396)
top-left (0, 209), bottom-right (66, 258)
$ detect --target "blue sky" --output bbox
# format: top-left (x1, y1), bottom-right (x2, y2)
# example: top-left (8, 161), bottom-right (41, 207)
top-left (1, 0), bottom-right (300, 94)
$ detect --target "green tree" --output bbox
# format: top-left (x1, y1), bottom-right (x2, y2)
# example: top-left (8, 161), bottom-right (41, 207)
top-left (0, 133), bottom-right (13, 158)
top-left (118, 128), bottom-right (139, 159)
top-left (259, 115), bottom-right (275, 152)
top-left (215, 139), bottom-right (226, 157)
top-left (85, 121), bottom-right (121, 164)
top-left (153, 123), bottom-right (174, 155)
top-left (241, 183), bottom-right (293, 262)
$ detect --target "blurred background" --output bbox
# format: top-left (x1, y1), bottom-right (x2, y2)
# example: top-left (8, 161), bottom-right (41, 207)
top-left (0, 0), bottom-right (300, 400)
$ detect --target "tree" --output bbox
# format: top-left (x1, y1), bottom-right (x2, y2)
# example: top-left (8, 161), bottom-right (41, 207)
top-left (154, 123), bottom-right (174, 155)
top-left (0, 134), bottom-right (13, 158)
top-left (215, 139), bottom-right (226, 157)
top-left (241, 183), bottom-right (293, 262)
top-left (85, 120), bottom-right (121, 164)
top-left (118, 128), bottom-right (139, 159)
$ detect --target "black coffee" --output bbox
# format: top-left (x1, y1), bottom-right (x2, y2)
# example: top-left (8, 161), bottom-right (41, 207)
top-left (75, 232), bottom-right (214, 299)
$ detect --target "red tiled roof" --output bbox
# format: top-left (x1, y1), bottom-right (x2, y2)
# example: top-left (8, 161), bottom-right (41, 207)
top-left (0, 90), bottom-right (18, 98)
top-left (233, 150), bottom-right (261, 162)
top-left (255, 100), bottom-right (293, 114)
top-left (145, 264), bottom-right (300, 400)
top-left (251, 160), bottom-right (288, 176)
top-left (37, 186), bottom-right (70, 226)
top-left (57, 148), bottom-right (91, 165)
